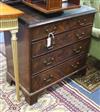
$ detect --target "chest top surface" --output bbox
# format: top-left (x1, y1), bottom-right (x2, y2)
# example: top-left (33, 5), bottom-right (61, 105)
top-left (11, 2), bottom-right (96, 27)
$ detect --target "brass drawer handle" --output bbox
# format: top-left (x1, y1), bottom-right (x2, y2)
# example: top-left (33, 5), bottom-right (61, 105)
top-left (73, 46), bottom-right (82, 54)
top-left (78, 19), bottom-right (87, 26)
top-left (71, 62), bottom-right (80, 68)
top-left (43, 75), bottom-right (53, 83)
top-left (43, 57), bottom-right (54, 66)
top-left (79, 22), bottom-right (85, 26)
top-left (82, 32), bottom-right (85, 35)
top-left (46, 29), bottom-right (49, 33)
top-left (45, 25), bottom-right (57, 33)
top-left (76, 32), bottom-right (85, 39)
top-left (53, 25), bottom-right (57, 31)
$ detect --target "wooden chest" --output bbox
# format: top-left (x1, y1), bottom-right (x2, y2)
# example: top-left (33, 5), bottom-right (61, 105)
top-left (4, 2), bottom-right (95, 105)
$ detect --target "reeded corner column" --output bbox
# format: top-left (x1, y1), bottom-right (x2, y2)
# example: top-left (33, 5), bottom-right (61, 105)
top-left (0, 2), bottom-right (23, 101)
top-left (10, 29), bottom-right (20, 101)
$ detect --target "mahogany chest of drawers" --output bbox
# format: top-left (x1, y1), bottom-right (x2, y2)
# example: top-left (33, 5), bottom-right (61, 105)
top-left (4, 2), bottom-right (95, 105)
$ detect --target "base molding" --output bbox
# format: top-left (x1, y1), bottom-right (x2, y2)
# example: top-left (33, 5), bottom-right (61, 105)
top-left (6, 66), bottom-right (86, 105)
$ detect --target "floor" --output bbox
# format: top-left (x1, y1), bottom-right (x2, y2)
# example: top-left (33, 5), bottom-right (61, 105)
top-left (65, 78), bottom-right (100, 106)
top-left (0, 32), bottom-right (100, 106)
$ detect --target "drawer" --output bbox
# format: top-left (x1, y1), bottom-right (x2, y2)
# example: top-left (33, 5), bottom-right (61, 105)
top-left (30, 14), bottom-right (94, 41)
top-left (57, 54), bottom-right (87, 76)
top-left (32, 26), bottom-right (92, 57)
top-left (30, 21), bottom-right (64, 41)
top-left (32, 54), bottom-right (87, 92)
top-left (64, 14), bottom-right (94, 30)
top-left (32, 39), bottom-right (90, 74)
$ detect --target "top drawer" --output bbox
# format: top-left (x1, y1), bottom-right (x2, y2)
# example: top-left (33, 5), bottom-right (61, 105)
top-left (30, 14), bottom-right (94, 41)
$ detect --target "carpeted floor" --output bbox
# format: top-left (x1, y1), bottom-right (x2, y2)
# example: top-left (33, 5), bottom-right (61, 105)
top-left (0, 53), bottom-right (100, 112)
top-left (70, 56), bottom-right (100, 92)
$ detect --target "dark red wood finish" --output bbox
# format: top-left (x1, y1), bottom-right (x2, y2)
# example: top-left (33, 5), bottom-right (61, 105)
top-left (4, 2), bottom-right (95, 105)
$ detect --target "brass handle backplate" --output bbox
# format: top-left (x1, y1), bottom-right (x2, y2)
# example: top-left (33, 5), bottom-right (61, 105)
top-left (73, 46), bottom-right (82, 54)
top-left (45, 25), bottom-right (57, 33)
top-left (76, 32), bottom-right (85, 39)
top-left (71, 62), bottom-right (80, 69)
top-left (43, 74), bottom-right (53, 83)
top-left (78, 19), bottom-right (87, 26)
top-left (43, 57), bottom-right (54, 66)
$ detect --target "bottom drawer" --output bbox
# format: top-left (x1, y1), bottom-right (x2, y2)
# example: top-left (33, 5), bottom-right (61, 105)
top-left (32, 54), bottom-right (87, 92)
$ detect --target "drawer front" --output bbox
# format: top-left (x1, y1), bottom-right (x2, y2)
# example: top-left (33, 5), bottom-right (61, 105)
top-left (32, 39), bottom-right (90, 74)
top-left (32, 26), bottom-right (92, 57)
top-left (32, 54), bottom-right (87, 92)
top-left (31, 21), bottom-right (64, 41)
top-left (64, 14), bottom-right (94, 30)
top-left (30, 14), bottom-right (94, 41)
